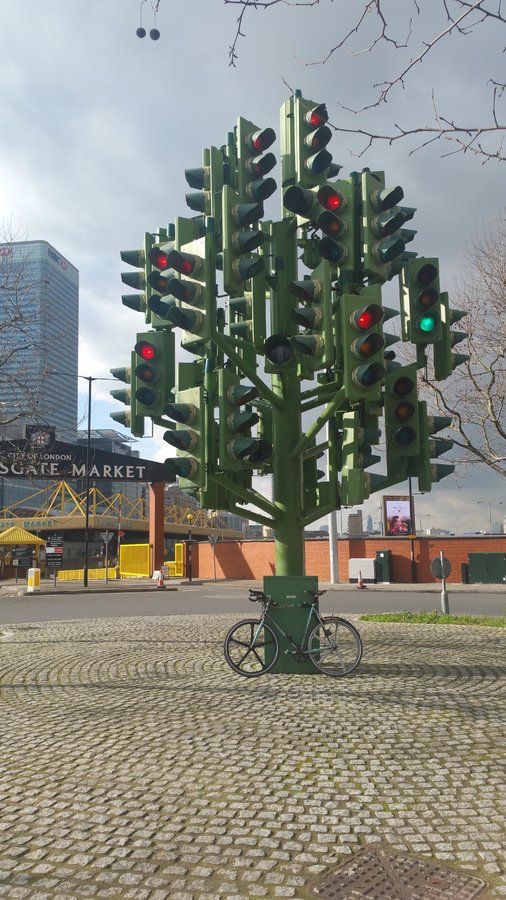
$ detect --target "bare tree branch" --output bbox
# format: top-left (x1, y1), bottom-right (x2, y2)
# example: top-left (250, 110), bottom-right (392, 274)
top-left (218, 0), bottom-right (506, 162)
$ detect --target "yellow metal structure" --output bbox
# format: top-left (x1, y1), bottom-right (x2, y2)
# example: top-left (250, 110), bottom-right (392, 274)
top-left (57, 568), bottom-right (119, 582)
top-left (119, 543), bottom-right (152, 578)
top-left (166, 542), bottom-right (185, 578)
top-left (0, 481), bottom-right (243, 539)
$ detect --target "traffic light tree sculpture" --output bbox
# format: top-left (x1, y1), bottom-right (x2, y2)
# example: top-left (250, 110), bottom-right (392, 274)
top-left (111, 92), bottom-right (462, 672)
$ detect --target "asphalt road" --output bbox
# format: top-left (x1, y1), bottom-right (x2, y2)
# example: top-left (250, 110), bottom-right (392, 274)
top-left (1, 582), bottom-right (505, 624)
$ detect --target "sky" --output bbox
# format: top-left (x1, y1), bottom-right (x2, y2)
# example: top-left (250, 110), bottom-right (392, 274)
top-left (1, 0), bottom-right (504, 534)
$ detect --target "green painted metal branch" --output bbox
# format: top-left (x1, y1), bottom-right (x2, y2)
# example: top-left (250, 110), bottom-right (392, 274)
top-left (229, 503), bottom-right (276, 529)
top-left (212, 332), bottom-right (284, 411)
top-left (303, 441), bottom-right (329, 460)
top-left (290, 387), bottom-right (346, 459)
top-left (208, 470), bottom-right (277, 519)
top-left (303, 502), bottom-right (336, 528)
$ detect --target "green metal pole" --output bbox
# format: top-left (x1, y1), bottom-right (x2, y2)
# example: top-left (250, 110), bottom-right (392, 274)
top-left (271, 368), bottom-right (304, 576)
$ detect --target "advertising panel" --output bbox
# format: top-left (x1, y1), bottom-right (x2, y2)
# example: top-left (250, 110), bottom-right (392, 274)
top-left (383, 495), bottom-right (414, 536)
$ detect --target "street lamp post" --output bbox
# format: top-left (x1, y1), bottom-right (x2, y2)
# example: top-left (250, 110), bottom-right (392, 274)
top-left (477, 501), bottom-right (503, 535)
top-left (187, 513), bottom-right (193, 582)
top-left (51, 372), bottom-right (115, 587)
top-left (418, 514), bottom-right (432, 534)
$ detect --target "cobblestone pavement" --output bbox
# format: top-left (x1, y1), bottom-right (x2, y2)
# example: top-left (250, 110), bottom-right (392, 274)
top-left (0, 614), bottom-right (504, 899)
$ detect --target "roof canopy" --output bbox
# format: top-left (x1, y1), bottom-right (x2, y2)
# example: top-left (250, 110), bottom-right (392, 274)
top-left (0, 526), bottom-right (46, 546)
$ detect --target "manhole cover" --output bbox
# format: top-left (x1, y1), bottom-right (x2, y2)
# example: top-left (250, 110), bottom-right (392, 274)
top-left (314, 847), bottom-right (487, 899)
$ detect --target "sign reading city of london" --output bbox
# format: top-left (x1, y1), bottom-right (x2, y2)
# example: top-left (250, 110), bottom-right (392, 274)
top-left (0, 438), bottom-right (167, 482)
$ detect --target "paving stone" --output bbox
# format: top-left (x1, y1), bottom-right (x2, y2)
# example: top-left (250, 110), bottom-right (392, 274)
top-left (0, 614), bottom-right (503, 897)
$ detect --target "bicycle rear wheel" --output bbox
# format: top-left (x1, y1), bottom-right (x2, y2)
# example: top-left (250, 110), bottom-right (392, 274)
top-left (308, 616), bottom-right (363, 677)
top-left (224, 619), bottom-right (279, 678)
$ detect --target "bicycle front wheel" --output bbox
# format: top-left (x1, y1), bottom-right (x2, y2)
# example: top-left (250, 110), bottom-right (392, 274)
top-left (224, 619), bottom-right (279, 678)
top-left (308, 616), bottom-right (363, 677)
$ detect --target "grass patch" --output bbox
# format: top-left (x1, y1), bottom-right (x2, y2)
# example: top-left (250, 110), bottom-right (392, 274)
top-left (360, 611), bottom-right (505, 627)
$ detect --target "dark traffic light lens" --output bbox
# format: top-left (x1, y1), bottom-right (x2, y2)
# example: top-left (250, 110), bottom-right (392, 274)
top-left (417, 287), bottom-right (438, 309)
top-left (416, 263), bottom-right (438, 285)
top-left (135, 364), bottom-right (156, 383)
top-left (395, 426), bottom-right (416, 446)
top-left (264, 335), bottom-right (294, 367)
top-left (393, 376), bottom-right (414, 396)
top-left (355, 334), bottom-right (385, 358)
top-left (318, 211), bottom-right (345, 237)
top-left (305, 125), bottom-right (332, 150)
top-left (394, 401), bottom-right (415, 420)
top-left (135, 387), bottom-right (157, 406)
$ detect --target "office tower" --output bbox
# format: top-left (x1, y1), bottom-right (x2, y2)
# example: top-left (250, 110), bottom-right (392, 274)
top-left (0, 240), bottom-right (78, 507)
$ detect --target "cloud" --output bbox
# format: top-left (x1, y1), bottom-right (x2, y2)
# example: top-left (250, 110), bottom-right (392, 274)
top-left (2, 0), bottom-right (503, 533)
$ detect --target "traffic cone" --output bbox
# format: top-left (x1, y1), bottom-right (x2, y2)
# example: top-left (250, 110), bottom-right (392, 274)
top-left (156, 571), bottom-right (165, 590)
top-left (357, 569), bottom-right (366, 590)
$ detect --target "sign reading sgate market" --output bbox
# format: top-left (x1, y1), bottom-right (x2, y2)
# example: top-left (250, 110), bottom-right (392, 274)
top-left (0, 434), bottom-right (167, 483)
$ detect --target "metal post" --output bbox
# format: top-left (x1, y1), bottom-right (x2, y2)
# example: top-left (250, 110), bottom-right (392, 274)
top-left (408, 475), bottom-right (416, 583)
top-left (327, 422), bottom-right (338, 583)
top-left (83, 376), bottom-right (93, 588)
top-left (104, 531), bottom-right (109, 585)
top-left (187, 516), bottom-right (193, 583)
top-left (440, 549), bottom-right (449, 614)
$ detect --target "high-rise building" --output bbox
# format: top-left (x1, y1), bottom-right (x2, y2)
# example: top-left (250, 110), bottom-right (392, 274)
top-left (0, 240), bottom-right (79, 507)
top-left (0, 240), bottom-right (79, 429)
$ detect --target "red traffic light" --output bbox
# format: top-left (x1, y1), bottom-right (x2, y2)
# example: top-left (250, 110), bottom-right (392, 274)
top-left (135, 340), bottom-right (156, 361)
top-left (352, 304), bottom-right (384, 331)
top-left (305, 104), bottom-right (329, 128)
top-left (148, 248), bottom-right (170, 270)
top-left (317, 185), bottom-right (345, 212)
top-left (166, 249), bottom-right (202, 276)
top-left (246, 127), bottom-right (276, 154)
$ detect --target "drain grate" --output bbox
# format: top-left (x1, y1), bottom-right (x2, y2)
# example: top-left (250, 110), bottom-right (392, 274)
top-left (314, 847), bottom-right (488, 899)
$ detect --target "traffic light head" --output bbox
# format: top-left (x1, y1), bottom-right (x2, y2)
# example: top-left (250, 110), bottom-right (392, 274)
top-left (384, 364), bottom-right (420, 469)
top-left (237, 119), bottom-right (277, 205)
top-left (293, 97), bottom-right (334, 186)
top-left (132, 330), bottom-right (175, 417)
top-left (341, 293), bottom-right (386, 400)
top-left (362, 171), bottom-right (416, 282)
top-left (400, 257), bottom-right (442, 344)
top-left (264, 334), bottom-right (295, 369)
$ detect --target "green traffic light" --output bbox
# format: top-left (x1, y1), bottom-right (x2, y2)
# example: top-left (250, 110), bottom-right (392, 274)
top-left (418, 314), bottom-right (437, 333)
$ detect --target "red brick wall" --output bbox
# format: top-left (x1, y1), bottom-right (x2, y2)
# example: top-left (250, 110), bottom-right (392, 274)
top-left (194, 536), bottom-right (506, 584)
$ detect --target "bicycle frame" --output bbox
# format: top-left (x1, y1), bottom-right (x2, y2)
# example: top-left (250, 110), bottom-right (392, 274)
top-left (253, 599), bottom-right (324, 657)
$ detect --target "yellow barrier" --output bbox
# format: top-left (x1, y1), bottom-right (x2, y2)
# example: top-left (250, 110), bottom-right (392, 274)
top-left (164, 542), bottom-right (185, 578)
top-left (119, 543), bottom-right (151, 578)
top-left (57, 567), bottom-right (118, 582)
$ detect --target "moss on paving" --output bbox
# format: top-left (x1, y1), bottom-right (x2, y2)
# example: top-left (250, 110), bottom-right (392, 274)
top-left (360, 611), bottom-right (505, 627)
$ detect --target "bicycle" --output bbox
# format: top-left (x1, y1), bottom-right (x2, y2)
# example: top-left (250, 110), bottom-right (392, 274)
top-left (224, 588), bottom-right (363, 678)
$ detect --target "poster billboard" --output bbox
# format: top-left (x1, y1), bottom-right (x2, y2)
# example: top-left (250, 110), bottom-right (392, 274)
top-left (383, 495), bottom-right (414, 536)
